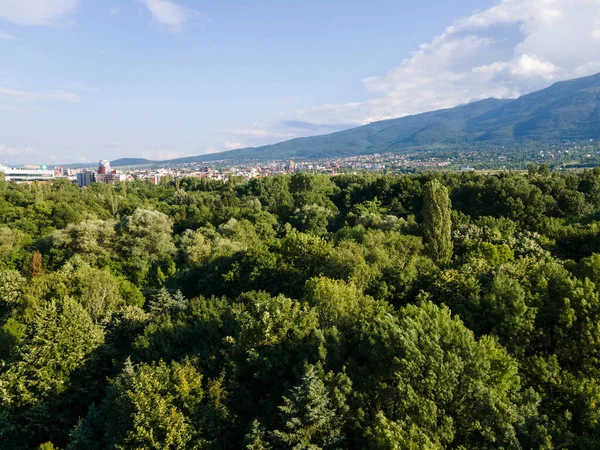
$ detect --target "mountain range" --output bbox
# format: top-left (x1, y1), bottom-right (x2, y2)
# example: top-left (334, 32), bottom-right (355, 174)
top-left (111, 72), bottom-right (600, 167)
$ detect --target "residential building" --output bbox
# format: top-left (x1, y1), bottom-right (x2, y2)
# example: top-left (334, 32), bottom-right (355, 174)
top-left (77, 170), bottom-right (96, 187)
top-left (98, 160), bottom-right (111, 175)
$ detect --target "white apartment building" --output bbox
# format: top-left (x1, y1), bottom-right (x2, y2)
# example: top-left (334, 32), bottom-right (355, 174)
top-left (0, 164), bottom-right (55, 182)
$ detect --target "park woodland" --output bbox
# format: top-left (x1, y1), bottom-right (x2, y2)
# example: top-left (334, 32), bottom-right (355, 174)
top-left (2, 169), bottom-right (600, 449)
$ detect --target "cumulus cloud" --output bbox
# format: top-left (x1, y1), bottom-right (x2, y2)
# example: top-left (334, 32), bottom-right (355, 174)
top-left (0, 31), bottom-right (12, 39)
top-left (511, 54), bottom-right (558, 79)
top-left (0, 0), bottom-right (78, 25)
top-left (138, 0), bottom-right (188, 32)
top-left (108, 141), bottom-right (123, 147)
top-left (287, 0), bottom-right (600, 126)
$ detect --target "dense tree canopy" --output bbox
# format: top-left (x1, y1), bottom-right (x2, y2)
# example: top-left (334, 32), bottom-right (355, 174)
top-left (1, 170), bottom-right (600, 448)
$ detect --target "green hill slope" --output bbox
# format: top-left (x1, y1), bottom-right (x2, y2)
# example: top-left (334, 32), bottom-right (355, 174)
top-left (181, 72), bottom-right (600, 162)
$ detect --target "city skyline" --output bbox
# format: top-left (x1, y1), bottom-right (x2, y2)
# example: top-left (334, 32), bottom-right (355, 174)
top-left (2, 0), bottom-right (600, 164)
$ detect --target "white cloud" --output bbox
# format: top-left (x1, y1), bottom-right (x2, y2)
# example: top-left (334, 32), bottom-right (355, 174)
top-left (0, 31), bottom-right (12, 39)
top-left (139, 0), bottom-right (188, 32)
top-left (286, 0), bottom-right (600, 126)
top-left (0, 87), bottom-right (80, 104)
top-left (0, 144), bottom-right (35, 155)
top-left (108, 141), bottom-right (123, 147)
top-left (109, 7), bottom-right (120, 15)
top-left (472, 54), bottom-right (559, 80)
top-left (0, 0), bottom-right (78, 25)
top-left (511, 54), bottom-right (558, 79)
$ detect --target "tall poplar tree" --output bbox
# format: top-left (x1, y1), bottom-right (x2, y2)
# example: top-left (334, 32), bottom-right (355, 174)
top-left (422, 179), bottom-right (453, 263)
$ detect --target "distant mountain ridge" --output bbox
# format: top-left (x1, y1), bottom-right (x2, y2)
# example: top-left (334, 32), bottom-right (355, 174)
top-left (110, 158), bottom-right (155, 167)
top-left (90, 72), bottom-right (600, 167)
top-left (168, 72), bottom-right (600, 163)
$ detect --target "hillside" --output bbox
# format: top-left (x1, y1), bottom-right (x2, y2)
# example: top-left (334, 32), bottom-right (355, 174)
top-left (61, 73), bottom-right (600, 168)
top-left (173, 72), bottom-right (600, 163)
top-left (110, 158), bottom-right (156, 167)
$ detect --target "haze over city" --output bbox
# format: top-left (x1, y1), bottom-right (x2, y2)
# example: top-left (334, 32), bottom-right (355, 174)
top-left (2, 0), bottom-right (600, 164)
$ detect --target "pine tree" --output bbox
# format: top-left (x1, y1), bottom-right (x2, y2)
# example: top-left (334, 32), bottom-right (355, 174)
top-left (271, 365), bottom-right (351, 449)
top-left (148, 287), bottom-right (174, 315)
top-left (244, 420), bottom-right (272, 450)
top-left (422, 179), bottom-right (453, 263)
top-left (0, 299), bottom-right (105, 448)
top-left (102, 359), bottom-right (207, 450)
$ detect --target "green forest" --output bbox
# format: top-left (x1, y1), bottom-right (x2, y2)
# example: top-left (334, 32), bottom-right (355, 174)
top-left (3, 167), bottom-right (600, 449)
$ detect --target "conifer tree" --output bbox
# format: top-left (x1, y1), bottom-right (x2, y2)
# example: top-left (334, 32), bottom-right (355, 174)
top-left (271, 365), bottom-right (351, 449)
top-left (422, 179), bottom-right (453, 263)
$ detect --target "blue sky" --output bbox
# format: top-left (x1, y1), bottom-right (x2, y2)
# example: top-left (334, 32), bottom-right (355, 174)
top-left (1, 0), bottom-right (600, 164)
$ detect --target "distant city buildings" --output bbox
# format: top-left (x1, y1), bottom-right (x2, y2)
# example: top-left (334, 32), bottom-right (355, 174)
top-left (76, 170), bottom-right (96, 187)
top-left (98, 160), bottom-right (111, 175)
top-left (284, 160), bottom-right (297, 172)
top-left (0, 153), bottom-right (463, 186)
top-left (0, 164), bottom-right (55, 182)
top-left (80, 160), bottom-right (122, 185)
top-left (7, 140), bottom-right (600, 187)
